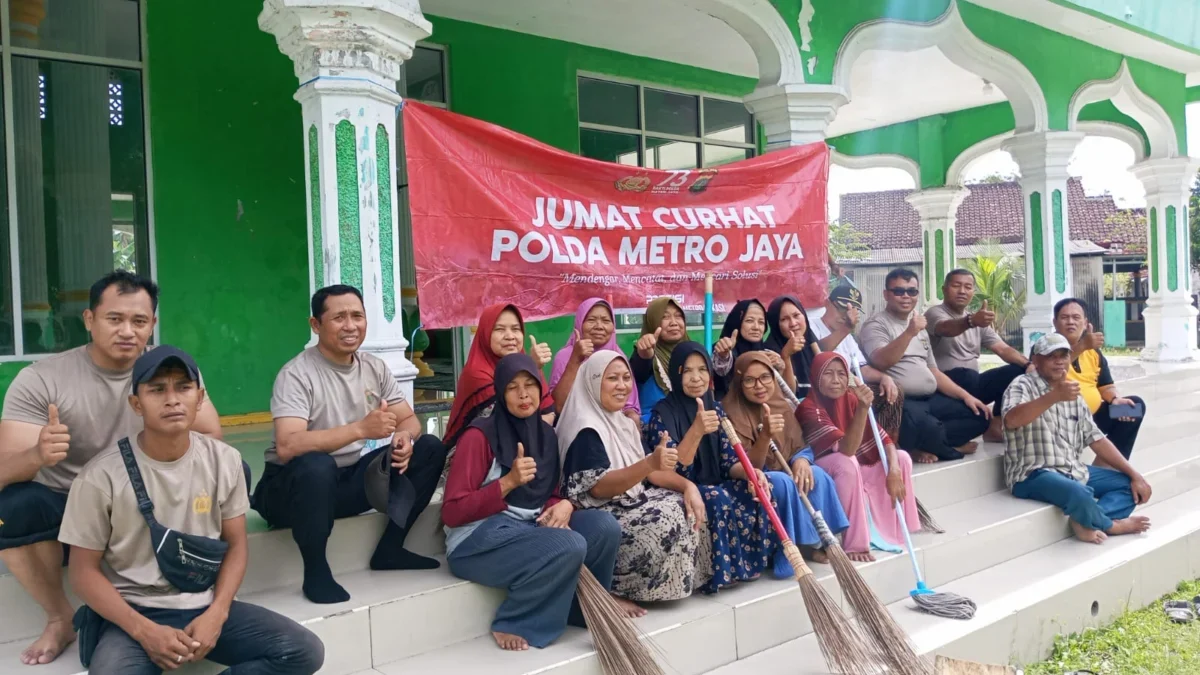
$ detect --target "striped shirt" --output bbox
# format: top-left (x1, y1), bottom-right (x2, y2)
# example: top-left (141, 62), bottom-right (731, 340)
top-left (1001, 372), bottom-right (1105, 488)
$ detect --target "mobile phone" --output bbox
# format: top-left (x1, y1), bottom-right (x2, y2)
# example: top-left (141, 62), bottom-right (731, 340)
top-left (1108, 401), bottom-right (1144, 419)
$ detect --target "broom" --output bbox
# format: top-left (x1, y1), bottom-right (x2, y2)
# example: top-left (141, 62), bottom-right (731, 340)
top-left (766, 437), bottom-right (927, 675)
top-left (847, 360), bottom-right (976, 621)
top-left (575, 566), bottom-right (665, 675)
top-left (718, 416), bottom-right (881, 675)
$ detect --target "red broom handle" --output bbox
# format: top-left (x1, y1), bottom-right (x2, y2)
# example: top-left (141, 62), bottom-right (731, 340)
top-left (719, 416), bottom-right (793, 546)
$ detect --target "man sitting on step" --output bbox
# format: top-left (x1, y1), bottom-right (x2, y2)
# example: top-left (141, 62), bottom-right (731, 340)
top-left (60, 346), bottom-right (324, 674)
top-left (253, 285), bottom-right (448, 604)
top-left (1002, 333), bottom-right (1152, 545)
top-left (0, 272), bottom-right (224, 666)
top-left (925, 269), bottom-right (1030, 443)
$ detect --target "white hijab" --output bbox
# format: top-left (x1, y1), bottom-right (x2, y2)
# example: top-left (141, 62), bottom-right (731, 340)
top-left (556, 350), bottom-right (647, 506)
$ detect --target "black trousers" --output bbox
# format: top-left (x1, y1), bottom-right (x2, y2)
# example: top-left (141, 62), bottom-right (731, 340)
top-left (253, 435), bottom-right (447, 551)
top-left (899, 393), bottom-right (991, 461)
top-left (945, 364), bottom-right (1026, 416)
top-left (1093, 396), bottom-right (1145, 460)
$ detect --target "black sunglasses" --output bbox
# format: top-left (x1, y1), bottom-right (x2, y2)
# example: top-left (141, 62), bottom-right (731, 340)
top-left (887, 287), bottom-right (920, 297)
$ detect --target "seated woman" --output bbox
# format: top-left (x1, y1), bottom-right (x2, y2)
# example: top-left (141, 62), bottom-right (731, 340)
top-left (630, 298), bottom-right (690, 423)
top-left (445, 304), bottom-right (555, 450)
top-left (764, 296), bottom-right (820, 394)
top-left (646, 342), bottom-right (778, 593)
top-left (710, 299), bottom-right (781, 400)
top-left (442, 354), bottom-right (621, 652)
top-left (550, 298), bottom-right (640, 421)
top-left (558, 350), bottom-right (711, 613)
top-left (722, 352), bottom-right (849, 565)
top-left (796, 352), bottom-right (919, 562)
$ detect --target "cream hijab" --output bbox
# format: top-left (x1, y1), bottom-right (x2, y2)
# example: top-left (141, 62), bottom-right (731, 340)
top-left (556, 350), bottom-right (647, 507)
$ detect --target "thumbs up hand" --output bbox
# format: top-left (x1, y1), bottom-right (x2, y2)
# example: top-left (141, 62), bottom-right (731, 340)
top-left (1082, 323), bottom-right (1105, 351)
top-left (636, 327), bottom-right (662, 359)
top-left (359, 399), bottom-right (398, 439)
top-left (714, 330), bottom-right (738, 356)
top-left (647, 431), bottom-right (678, 472)
top-left (782, 328), bottom-right (806, 358)
top-left (764, 404), bottom-right (785, 437)
top-left (571, 329), bottom-right (594, 363)
top-left (529, 335), bottom-right (553, 368)
top-left (691, 398), bottom-right (719, 435)
top-left (971, 299), bottom-right (996, 329)
top-left (502, 442), bottom-right (538, 491)
top-left (37, 404), bottom-right (70, 467)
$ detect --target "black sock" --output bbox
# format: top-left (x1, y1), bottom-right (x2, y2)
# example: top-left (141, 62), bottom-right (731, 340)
top-left (370, 522), bottom-right (440, 570)
top-left (298, 542), bottom-right (350, 604)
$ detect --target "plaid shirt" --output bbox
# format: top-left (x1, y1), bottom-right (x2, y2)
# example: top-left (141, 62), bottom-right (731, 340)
top-left (1001, 372), bottom-right (1106, 488)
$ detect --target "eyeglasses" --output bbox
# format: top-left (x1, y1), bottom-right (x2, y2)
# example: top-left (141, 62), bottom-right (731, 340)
top-left (742, 373), bottom-right (773, 389)
top-left (887, 287), bottom-right (920, 297)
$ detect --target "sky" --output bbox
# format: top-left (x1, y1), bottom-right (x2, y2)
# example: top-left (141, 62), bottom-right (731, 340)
top-left (826, 103), bottom-right (1200, 220)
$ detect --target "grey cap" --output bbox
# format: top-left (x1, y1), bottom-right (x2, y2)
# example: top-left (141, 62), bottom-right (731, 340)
top-left (1032, 332), bottom-right (1071, 356)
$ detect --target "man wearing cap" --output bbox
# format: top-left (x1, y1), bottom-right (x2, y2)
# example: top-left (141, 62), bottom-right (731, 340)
top-left (810, 284), bottom-right (905, 439)
top-left (925, 269), bottom-right (1029, 442)
top-left (253, 285), bottom-right (448, 605)
top-left (0, 271), bottom-right (224, 666)
top-left (1002, 333), bottom-right (1151, 544)
top-left (61, 346), bottom-right (324, 674)
top-left (860, 268), bottom-right (992, 464)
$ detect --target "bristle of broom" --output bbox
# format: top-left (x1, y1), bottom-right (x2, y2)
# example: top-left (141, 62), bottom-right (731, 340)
top-left (783, 542), bottom-right (882, 675)
top-left (826, 545), bottom-right (931, 675)
top-left (576, 566), bottom-right (665, 675)
top-left (917, 498), bottom-right (944, 534)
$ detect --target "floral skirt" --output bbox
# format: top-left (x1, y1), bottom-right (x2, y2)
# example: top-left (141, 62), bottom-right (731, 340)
top-left (697, 480), bottom-right (778, 594)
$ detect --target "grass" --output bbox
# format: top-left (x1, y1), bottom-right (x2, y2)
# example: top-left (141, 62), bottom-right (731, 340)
top-left (1024, 579), bottom-right (1200, 675)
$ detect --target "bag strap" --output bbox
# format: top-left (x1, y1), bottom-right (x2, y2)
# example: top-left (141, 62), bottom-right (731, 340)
top-left (117, 437), bottom-right (158, 527)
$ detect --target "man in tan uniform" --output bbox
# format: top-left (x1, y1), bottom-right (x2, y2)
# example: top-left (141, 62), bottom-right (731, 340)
top-left (60, 346), bottom-right (323, 673)
top-left (0, 272), bottom-right (222, 665)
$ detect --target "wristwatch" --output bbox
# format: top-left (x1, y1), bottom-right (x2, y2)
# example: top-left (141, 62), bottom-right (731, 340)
top-left (964, 313), bottom-right (973, 329)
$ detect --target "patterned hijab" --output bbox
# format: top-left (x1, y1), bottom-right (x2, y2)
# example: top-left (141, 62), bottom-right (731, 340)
top-left (721, 351), bottom-right (805, 453)
top-left (642, 297), bottom-right (690, 392)
top-left (549, 298), bottom-right (640, 414)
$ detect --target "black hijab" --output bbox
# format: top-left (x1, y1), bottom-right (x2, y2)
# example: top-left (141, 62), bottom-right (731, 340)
top-left (765, 295), bottom-right (819, 390)
top-left (651, 341), bottom-right (722, 485)
top-left (714, 299), bottom-right (767, 399)
top-left (469, 353), bottom-right (560, 509)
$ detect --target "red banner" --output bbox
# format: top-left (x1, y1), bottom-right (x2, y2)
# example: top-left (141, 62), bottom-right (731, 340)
top-left (403, 101), bottom-right (829, 328)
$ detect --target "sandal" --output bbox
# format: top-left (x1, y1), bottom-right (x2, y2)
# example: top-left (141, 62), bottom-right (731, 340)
top-left (1164, 600), bottom-right (1195, 623)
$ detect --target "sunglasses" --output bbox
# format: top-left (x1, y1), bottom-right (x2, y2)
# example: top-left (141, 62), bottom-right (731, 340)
top-left (887, 287), bottom-right (920, 297)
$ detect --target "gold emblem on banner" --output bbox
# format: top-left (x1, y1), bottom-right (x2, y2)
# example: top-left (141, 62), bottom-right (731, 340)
top-left (614, 174), bottom-right (651, 192)
top-left (688, 169), bottom-right (718, 193)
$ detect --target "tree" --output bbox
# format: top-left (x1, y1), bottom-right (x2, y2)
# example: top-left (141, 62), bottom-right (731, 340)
top-left (1191, 172), bottom-right (1200, 272)
top-left (1102, 210), bottom-right (1146, 255)
top-left (827, 219), bottom-right (870, 283)
top-left (960, 239), bottom-right (1026, 340)
top-left (965, 171), bottom-right (1017, 185)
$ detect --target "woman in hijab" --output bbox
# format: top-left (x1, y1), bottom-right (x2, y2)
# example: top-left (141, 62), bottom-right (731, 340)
top-left (722, 352), bottom-right (849, 565)
top-left (558, 350), bottom-right (710, 610)
top-left (445, 304), bottom-right (554, 449)
top-left (795, 352), bottom-right (919, 563)
top-left (764, 296), bottom-right (820, 395)
top-left (550, 298), bottom-right (640, 420)
top-left (630, 298), bottom-right (690, 423)
top-left (710, 299), bottom-right (786, 400)
top-left (645, 342), bottom-right (777, 593)
top-left (442, 354), bottom-right (622, 652)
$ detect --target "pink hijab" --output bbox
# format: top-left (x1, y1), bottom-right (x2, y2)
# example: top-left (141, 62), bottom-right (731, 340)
top-left (550, 298), bottom-right (640, 414)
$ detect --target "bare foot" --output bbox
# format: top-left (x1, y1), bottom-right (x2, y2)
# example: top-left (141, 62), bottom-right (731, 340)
top-left (956, 441), bottom-right (979, 454)
top-left (492, 631), bottom-right (529, 651)
top-left (1107, 516), bottom-right (1151, 536)
top-left (610, 594), bottom-right (647, 618)
top-left (847, 550), bottom-right (876, 563)
top-left (1070, 520), bottom-right (1108, 545)
top-left (910, 450), bottom-right (939, 464)
top-left (806, 548), bottom-right (829, 565)
top-left (20, 619), bottom-right (76, 665)
top-left (983, 429), bottom-right (1005, 443)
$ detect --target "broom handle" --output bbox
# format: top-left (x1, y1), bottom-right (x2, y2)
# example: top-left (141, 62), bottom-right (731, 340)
top-left (718, 416), bottom-right (793, 547)
top-left (848, 359), bottom-right (926, 586)
top-left (704, 273), bottom-right (714, 352)
top-left (770, 441), bottom-right (840, 551)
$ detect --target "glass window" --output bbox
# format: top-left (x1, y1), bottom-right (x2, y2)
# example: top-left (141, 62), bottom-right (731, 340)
top-left (577, 76), bottom-right (754, 169)
top-left (403, 47), bottom-right (446, 104)
top-left (0, 68), bottom-right (12, 356)
top-left (11, 0), bottom-right (141, 62)
top-left (645, 89), bottom-right (698, 137)
top-left (15, 59), bottom-right (149, 353)
top-left (578, 78), bottom-right (638, 129)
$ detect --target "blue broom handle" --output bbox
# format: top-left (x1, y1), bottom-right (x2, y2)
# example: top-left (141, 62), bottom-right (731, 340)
top-left (848, 359), bottom-right (927, 587)
top-left (703, 273), bottom-right (714, 351)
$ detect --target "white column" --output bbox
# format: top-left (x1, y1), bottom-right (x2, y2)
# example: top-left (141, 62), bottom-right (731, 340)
top-left (1130, 158), bottom-right (1199, 362)
top-left (743, 84), bottom-right (847, 152)
top-left (260, 0), bottom-right (431, 398)
top-left (906, 186), bottom-right (970, 306)
top-left (1003, 131), bottom-right (1084, 346)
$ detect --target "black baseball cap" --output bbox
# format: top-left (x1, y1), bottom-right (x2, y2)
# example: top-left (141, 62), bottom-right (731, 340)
top-left (830, 285), bottom-right (863, 311)
top-left (132, 346), bottom-right (200, 390)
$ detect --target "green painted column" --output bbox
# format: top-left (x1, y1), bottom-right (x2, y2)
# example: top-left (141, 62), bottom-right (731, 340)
top-left (1130, 158), bottom-right (1199, 361)
top-left (906, 186), bottom-right (969, 305)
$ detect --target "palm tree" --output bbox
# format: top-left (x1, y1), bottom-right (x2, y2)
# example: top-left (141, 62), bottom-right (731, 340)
top-left (961, 239), bottom-right (1026, 341)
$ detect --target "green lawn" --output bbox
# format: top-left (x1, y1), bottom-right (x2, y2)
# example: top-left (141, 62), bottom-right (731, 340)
top-left (1025, 579), bottom-right (1200, 675)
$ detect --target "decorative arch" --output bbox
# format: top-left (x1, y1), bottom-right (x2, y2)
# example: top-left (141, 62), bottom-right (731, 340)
top-left (946, 122), bottom-right (1148, 185)
top-left (832, 0), bottom-right (1048, 133)
top-left (678, 0), bottom-right (805, 87)
top-left (1068, 60), bottom-right (1177, 160)
top-left (946, 132), bottom-right (1013, 186)
top-left (830, 150), bottom-right (921, 187)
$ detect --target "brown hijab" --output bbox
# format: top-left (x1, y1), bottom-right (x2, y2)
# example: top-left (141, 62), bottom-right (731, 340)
top-left (720, 351), bottom-right (806, 458)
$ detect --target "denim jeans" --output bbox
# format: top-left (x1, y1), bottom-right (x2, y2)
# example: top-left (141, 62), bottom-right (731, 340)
top-left (88, 601), bottom-right (324, 675)
top-left (1011, 466), bottom-right (1136, 531)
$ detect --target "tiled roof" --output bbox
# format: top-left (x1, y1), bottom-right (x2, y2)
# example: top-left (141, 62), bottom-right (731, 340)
top-left (838, 178), bottom-right (1146, 253)
top-left (849, 240), bottom-right (1108, 266)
